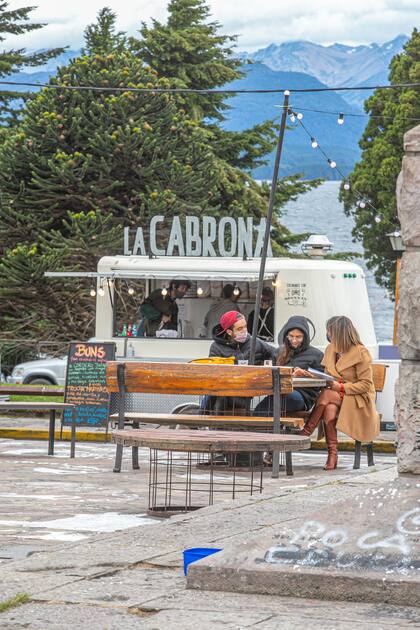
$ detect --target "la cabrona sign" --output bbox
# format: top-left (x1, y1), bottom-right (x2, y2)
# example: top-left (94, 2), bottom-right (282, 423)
top-left (124, 216), bottom-right (273, 258)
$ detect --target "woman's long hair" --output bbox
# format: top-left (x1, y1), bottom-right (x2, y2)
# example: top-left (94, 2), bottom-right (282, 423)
top-left (276, 340), bottom-right (294, 366)
top-left (328, 316), bottom-right (363, 354)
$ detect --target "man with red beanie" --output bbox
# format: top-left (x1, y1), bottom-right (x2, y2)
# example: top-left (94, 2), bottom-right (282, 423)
top-left (206, 311), bottom-right (276, 466)
top-left (209, 311), bottom-right (276, 365)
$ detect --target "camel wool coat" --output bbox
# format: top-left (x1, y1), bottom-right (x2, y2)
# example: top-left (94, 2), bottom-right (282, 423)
top-left (322, 344), bottom-right (380, 442)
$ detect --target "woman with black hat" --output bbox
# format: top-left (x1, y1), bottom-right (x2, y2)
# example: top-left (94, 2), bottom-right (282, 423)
top-left (254, 315), bottom-right (324, 416)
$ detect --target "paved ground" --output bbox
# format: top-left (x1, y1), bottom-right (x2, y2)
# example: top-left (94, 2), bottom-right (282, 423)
top-left (0, 435), bottom-right (418, 629)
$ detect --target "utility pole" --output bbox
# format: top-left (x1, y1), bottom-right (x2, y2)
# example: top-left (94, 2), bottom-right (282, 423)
top-left (249, 90), bottom-right (289, 364)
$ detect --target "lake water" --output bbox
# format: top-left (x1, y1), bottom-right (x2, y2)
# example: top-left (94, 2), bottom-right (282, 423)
top-left (281, 181), bottom-right (394, 343)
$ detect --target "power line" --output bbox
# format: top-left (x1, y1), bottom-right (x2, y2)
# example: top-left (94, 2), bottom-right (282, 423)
top-left (0, 79), bottom-right (420, 94)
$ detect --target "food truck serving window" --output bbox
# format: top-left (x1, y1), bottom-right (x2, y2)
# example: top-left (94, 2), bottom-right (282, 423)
top-left (113, 278), bottom-right (275, 342)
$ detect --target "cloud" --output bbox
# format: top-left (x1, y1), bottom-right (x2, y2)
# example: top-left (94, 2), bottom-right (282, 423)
top-left (4, 0), bottom-right (415, 52)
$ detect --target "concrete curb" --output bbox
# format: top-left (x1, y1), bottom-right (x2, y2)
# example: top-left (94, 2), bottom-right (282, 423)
top-left (0, 427), bottom-right (111, 443)
top-left (0, 427), bottom-right (396, 453)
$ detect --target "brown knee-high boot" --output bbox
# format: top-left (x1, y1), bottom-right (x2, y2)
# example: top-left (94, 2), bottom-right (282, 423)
top-left (298, 403), bottom-right (325, 436)
top-left (324, 419), bottom-right (338, 470)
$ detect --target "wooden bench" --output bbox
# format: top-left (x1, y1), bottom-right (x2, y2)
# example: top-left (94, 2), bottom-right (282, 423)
top-left (353, 363), bottom-right (388, 469)
top-left (106, 361), bottom-right (310, 477)
top-left (110, 411), bottom-right (305, 430)
top-left (0, 401), bottom-right (74, 455)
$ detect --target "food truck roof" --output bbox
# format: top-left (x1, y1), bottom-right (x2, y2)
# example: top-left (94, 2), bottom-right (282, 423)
top-left (95, 255), bottom-right (363, 281)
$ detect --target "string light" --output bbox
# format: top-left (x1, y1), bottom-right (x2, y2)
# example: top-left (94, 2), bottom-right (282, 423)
top-left (233, 287), bottom-right (240, 296)
top-left (161, 287), bottom-right (168, 296)
top-left (288, 110), bottom-right (296, 123)
top-left (98, 283), bottom-right (105, 297)
top-left (287, 102), bottom-right (383, 221)
top-left (90, 287), bottom-right (96, 297)
top-left (296, 112), bottom-right (303, 120)
top-left (197, 286), bottom-right (203, 296)
top-left (128, 286), bottom-right (135, 295)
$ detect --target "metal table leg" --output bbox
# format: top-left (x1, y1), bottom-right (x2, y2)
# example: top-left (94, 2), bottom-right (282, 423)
top-left (48, 409), bottom-right (55, 455)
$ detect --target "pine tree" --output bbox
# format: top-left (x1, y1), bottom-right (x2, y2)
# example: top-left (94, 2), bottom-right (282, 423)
top-left (0, 8), bottom-right (219, 250)
top-left (0, 1), bottom-right (63, 127)
top-left (132, 0), bottom-right (319, 221)
top-left (340, 29), bottom-right (420, 294)
top-left (132, 0), bottom-right (240, 122)
top-left (133, 0), bottom-right (279, 171)
top-left (0, 8), bottom-right (220, 340)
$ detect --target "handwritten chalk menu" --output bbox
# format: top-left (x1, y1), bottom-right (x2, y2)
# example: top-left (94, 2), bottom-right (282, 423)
top-left (63, 342), bottom-right (115, 427)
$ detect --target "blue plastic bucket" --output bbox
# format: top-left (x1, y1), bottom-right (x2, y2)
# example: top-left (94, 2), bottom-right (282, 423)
top-left (183, 547), bottom-right (222, 575)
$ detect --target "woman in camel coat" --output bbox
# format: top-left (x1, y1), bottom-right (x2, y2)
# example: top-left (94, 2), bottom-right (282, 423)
top-left (299, 316), bottom-right (380, 470)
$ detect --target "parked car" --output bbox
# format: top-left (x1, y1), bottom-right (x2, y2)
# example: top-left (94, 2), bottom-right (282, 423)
top-left (10, 355), bottom-right (67, 386)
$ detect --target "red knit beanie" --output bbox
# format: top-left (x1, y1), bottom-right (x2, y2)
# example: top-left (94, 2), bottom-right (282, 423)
top-left (219, 310), bottom-right (243, 332)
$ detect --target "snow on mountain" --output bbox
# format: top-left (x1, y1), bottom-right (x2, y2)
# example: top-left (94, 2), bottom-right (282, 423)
top-left (242, 35), bottom-right (408, 109)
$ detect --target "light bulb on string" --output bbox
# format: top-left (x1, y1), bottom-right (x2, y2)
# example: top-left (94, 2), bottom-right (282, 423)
top-left (311, 137), bottom-right (318, 149)
top-left (90, 288), bottom-right (96, 297)
top-left (197, 286), bottom-right (203, 296)
top-left (288, 109), bottom-right (296, 123)
top-left (374, 214), bottom-right (383, 224)
top-left (337, 113), bottom-right (344, 125)
top-left (343, 181), bottom-right (350, 190)
top-left (128, 286), bottom-right (135, 296)
top-left (328, 159), bottom-right (336, 168)
top-left (358, 201), bottom-right (366, 208)
top-left (161, 287), bottom-right (168, 296)
top-left (296, 112), bottom-right (303, 120)
top-left (233, 287), bottom-right (240, 296)
top-left (98, 284), bottom-right (105, 297)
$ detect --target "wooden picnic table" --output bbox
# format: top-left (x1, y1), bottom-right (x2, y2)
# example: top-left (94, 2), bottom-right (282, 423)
top-left (113, 427), bottom-right (311, 514)
top-left (113, 427), bottom-right (311, 453)
top-left (0, 385), bottom-right (64, 397)
top-left (0, 401), bottom-right (73, 455)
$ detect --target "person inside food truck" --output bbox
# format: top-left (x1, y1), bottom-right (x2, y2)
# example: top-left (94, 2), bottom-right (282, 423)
top-left (247, 286), bottom-right (274, 341)
top-left (139, 279), bottom-right (191, 337)
top-left (202, 284), bottom-right (242, 338)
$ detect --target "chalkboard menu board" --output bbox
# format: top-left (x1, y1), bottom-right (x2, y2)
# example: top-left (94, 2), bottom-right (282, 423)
top-left (63, 342), bottom-right (116, 427)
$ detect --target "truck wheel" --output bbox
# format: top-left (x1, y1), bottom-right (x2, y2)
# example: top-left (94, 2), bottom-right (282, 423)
top-left (26, 377), bottom-right (55, 385)
top-left (171, 402), bottom-right (201, 430)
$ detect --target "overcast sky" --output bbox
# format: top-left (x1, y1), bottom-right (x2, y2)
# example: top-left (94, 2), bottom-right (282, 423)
top-left (4, 0), bottom-right (417, 52)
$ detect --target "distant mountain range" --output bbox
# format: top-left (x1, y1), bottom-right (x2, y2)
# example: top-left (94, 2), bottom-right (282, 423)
top-left (2, 36), bottom-right (408, 180)
top-left (241, 35), bottom-right (408, 109)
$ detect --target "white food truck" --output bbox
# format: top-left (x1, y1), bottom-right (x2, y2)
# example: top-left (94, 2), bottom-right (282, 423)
top-left (91, 250), bottom-right (397, 422)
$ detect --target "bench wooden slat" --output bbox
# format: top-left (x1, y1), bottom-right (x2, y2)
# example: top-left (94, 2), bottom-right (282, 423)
top-left (0, 402), bottom-right (73, 410)
top-left (112, 428), bottom-right (310, 453)
top-left (0, 386), bottom-right (65, 397)
top-left (106, 362), bottom-right (293, 396)
top-left (109, 411), bottom-right (304, 429)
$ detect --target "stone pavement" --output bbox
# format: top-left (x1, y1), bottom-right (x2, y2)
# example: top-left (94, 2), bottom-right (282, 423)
top-left (0, 413), bottom-right (398, 453)
top-left (0, 437), bottom-right (419, 629)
